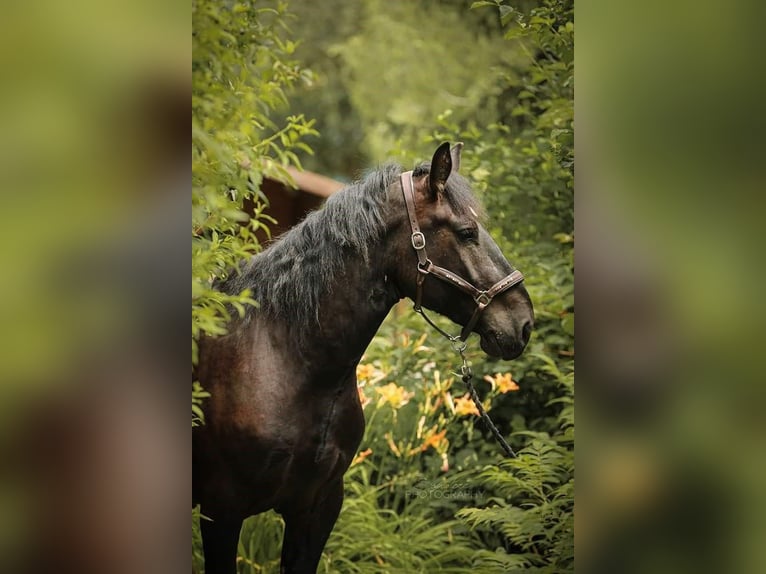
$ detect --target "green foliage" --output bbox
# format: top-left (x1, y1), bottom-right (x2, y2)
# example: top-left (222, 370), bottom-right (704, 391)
top-left (287, 0), bottom-right (520, 172)
top-left (223, 472), bottom-right (478, 574)
top-left (321, 468), bottom-right (476, 573)
top-left (275, 0), bottom-right (367, 177)
top-left (441, 8), bottom-right (574, 570)
top-left (433, 0), bottom-right (574, 244)
top-left (192, 506), bottom-right (207, 571)
top-left (192, 381), bottom-right (211, 427)
top-left (236, 511), bottom-right (285, 573)
top-left (192, 0), bottom-right (317, 374)
top-left (455, 367), bottom-right (573, 573)
top-left (329, 0), bottom-right (509, 163)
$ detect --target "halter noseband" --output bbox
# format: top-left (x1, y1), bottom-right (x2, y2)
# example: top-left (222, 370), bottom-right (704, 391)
top-left (400, 170), bottom-right (524, 343)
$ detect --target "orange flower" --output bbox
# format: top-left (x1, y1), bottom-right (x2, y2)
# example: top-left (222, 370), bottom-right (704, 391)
top-left (356, 362), bottom-right (385, 384)
top-left (376, 382), bottom-right (414, 409)
top-left (408, 426), bottom-right (448, 456)
top-left (356, 363), bottom-right (375, 380)
top-left (454, 394), bottom-right (480, 416)
top-left (351, 448), bottom-right (373, 466)
top-left (420, 428), bottom-right (447, 452)
top-left (483, 372), bottom-right (519, 393)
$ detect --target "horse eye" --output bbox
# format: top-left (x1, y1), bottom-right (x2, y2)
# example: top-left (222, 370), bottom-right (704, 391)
top-left (456, 227), bottom-right (478, 242)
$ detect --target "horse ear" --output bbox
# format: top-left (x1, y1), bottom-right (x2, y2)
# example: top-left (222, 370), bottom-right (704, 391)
top-left (429, 142), bottom-right (452, 198)
top-left (450, 142), bottom-right (463, 173)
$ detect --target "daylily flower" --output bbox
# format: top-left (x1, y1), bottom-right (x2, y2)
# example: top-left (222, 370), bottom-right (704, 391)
top-left (356, 363), bottom-right (376, 380)
top-left (420, 428), bottom-right (447, 452)
top-left (454, 394), bottom-right (480, 416)
top-left (356, 362), bottom-right (385, 384)
top-left (376, 382), bottom-right (414, 409)
top-left (483, 372), bottom-right (519, 393)
top-left (351, 448), bottom-right (373, 466)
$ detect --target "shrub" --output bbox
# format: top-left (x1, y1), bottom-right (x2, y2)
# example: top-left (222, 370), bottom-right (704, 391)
top-left (192, 0), bottom-right (317, 384)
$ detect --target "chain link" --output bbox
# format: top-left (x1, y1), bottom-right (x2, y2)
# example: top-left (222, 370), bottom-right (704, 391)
top-left (415, 305), bottom-right (517, 458)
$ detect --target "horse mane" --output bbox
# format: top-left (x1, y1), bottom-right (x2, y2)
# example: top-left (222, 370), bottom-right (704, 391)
top-left (222, 161), bottom-right (483, 337)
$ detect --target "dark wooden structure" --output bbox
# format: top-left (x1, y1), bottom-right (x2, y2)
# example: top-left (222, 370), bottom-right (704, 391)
top-left (253, 167), bottom-right (344, 243)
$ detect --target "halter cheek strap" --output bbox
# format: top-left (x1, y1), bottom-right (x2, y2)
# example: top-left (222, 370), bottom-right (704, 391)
top-left (400, 170), bottom-right (525, 343)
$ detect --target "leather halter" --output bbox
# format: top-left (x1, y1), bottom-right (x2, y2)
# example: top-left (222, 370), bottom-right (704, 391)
top-left (400, 170), bottom-right (525, 342)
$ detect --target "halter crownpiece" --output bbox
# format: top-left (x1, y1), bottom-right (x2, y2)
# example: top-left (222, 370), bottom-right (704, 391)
top-left (399, 170), bottom-right (525, 342)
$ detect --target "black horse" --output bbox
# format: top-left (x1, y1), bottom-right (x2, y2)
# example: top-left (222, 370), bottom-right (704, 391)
top-left (193, 143), bottom-right (534, 573)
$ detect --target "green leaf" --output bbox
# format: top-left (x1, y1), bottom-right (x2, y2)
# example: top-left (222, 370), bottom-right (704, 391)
top-left (499, 5), bottom-right (515, 25)
top-left (470, 1), bottom-right (499, 10)
top-left (560, 314), bottom-right (574, 336)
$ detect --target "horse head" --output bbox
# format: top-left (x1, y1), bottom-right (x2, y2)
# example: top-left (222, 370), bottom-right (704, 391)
top-left (388, 142), bottom-right (534, 360)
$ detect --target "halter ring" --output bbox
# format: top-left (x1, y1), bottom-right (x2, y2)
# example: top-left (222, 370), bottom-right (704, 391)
top-left (475, 292), bottom-right (491, 307)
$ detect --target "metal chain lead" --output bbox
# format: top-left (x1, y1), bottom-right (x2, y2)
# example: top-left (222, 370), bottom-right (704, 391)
top-left (455, 345), bottom-right (517, 459)
top-left (416, 306), bottom-right (517, 458)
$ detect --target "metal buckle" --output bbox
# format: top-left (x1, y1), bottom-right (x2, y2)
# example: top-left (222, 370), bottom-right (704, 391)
top-left (411, 232), bottom-right (426, 250)
top-left (417, 259), bottom-right (432, 274)
top-left (475, 292), bottom-right (491, 306)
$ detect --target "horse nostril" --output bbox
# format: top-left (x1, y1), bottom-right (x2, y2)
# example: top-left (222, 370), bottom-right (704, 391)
top-left (521, 320), bottom-right (533, 344)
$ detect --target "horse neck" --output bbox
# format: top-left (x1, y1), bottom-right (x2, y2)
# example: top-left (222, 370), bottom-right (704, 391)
top-left (302, 239), bottom-right (399, 371)
top-left (241, 178), bottom-right (406, 377)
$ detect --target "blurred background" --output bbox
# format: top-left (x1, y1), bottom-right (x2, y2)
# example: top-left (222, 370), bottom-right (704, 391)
top-left (0, 0), bottom-right (188, 572)
top-left (576, 0), bottom-right (766, 571)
